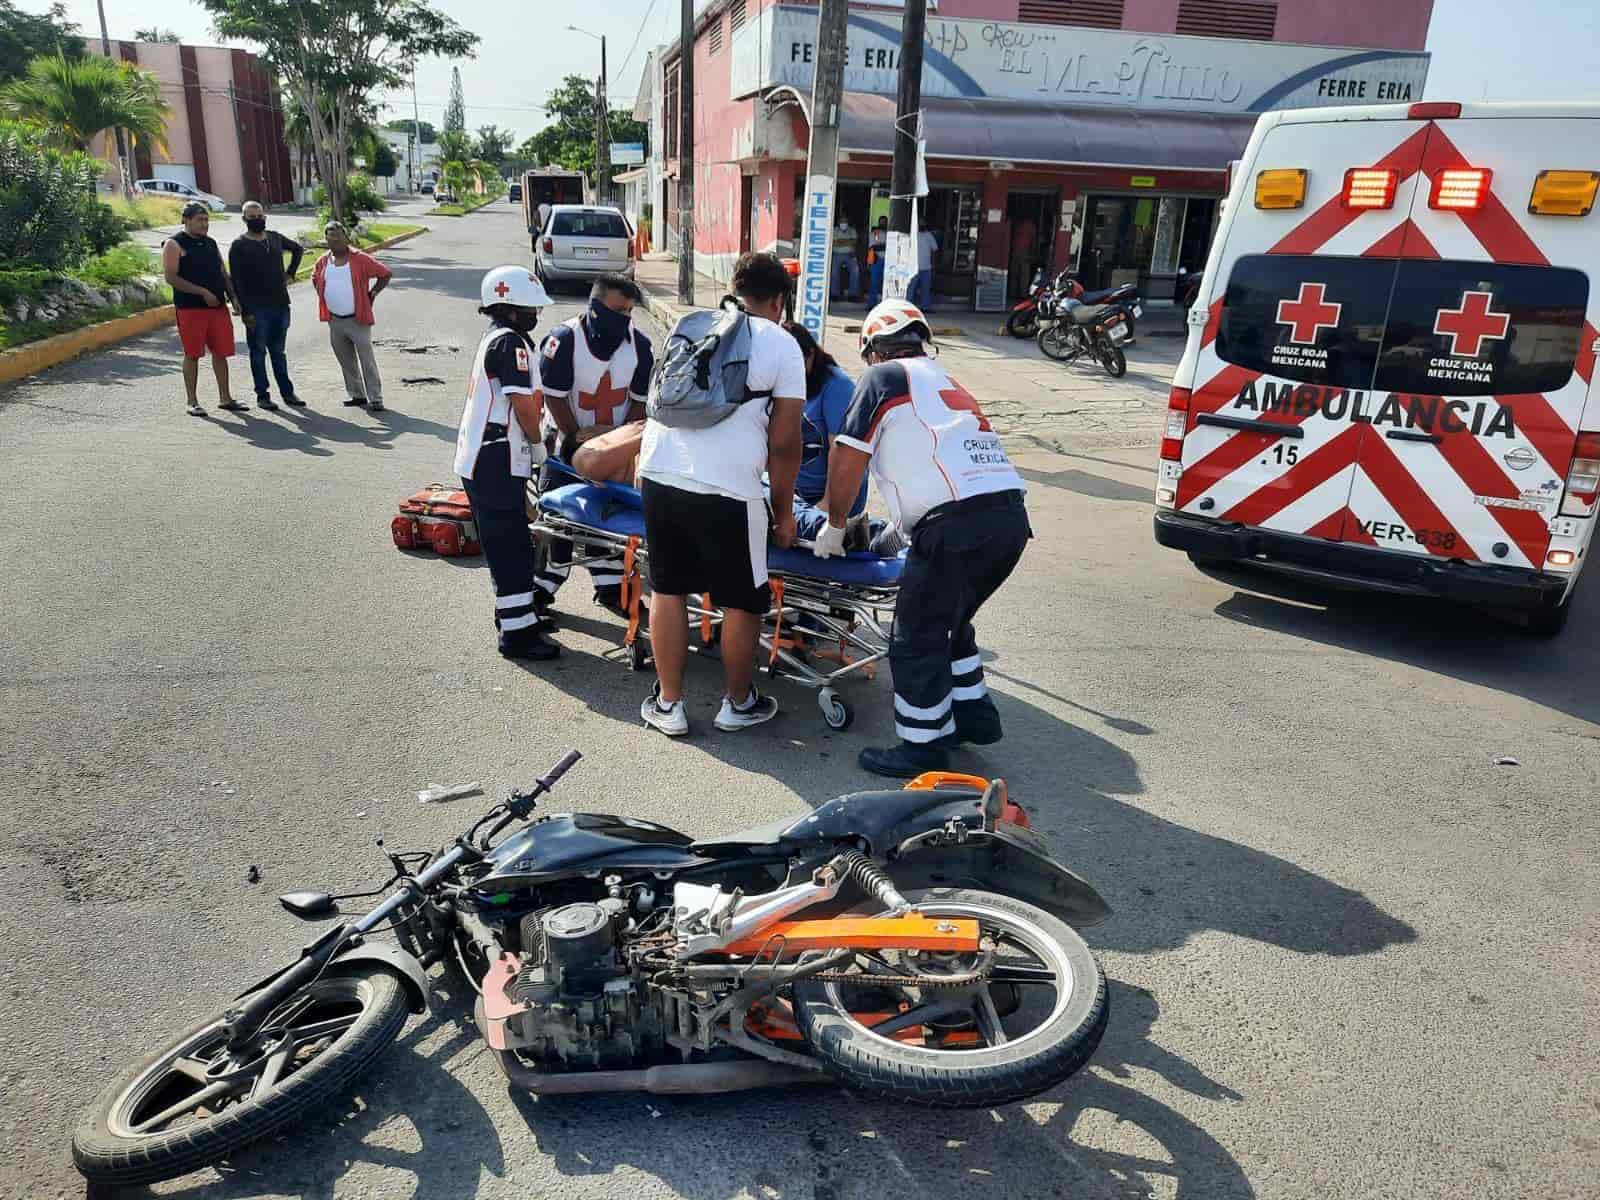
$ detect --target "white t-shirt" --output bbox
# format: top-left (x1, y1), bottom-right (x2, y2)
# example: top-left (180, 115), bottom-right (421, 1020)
top-left (639, 314), bottom-right (806, 501)
top-left (916, 230), bottom-right (938, 272)
top-left (322, 261), bottom-right (355, 316)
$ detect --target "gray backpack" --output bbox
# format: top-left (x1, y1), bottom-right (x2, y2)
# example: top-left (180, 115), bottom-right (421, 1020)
top-left (647, 298), bottom-right (772, 429)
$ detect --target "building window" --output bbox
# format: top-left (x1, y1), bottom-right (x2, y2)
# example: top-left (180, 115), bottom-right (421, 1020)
top-left (708, 17), bottom-right (724, 56)
top-left (1175, 0), bottom-right (1278, 40)
top-left (1017, 0), bottom-right (1125, 29)
top-left (730, 0), bottom-right (747, 33)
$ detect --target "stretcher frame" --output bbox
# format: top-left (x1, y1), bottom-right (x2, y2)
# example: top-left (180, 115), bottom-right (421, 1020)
top-left (529, 505), bottom-right (899, 730)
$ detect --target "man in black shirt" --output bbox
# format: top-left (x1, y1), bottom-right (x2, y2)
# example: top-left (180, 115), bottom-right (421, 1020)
top-left (228, 201), bottom-right (305, 411)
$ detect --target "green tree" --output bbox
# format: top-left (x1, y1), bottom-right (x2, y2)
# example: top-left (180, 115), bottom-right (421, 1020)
top-left (1, 53), bottom-right (170, 190)
top-left (475, 122), bottom-right (510, 165)
top-left (199, 0), bottom-right (477, 224)
top-left (443, 65), bottom-right (464, 133)
top-left (370, 139), bottom-right (398, 178)
top-left (131, 27), bottom-right (181, 43)
top-left (521, 74), bottom-right (646, 178)
top-left (0, 1), bottom-right (83, 85)
top-left (0, 119), bottom-right (104, 269)
top-left (385, 116), bottom-right (434, 144)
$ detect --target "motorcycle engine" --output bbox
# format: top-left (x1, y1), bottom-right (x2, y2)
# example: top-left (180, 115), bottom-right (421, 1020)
top-left (501, 900), bottom-right (665, 1068)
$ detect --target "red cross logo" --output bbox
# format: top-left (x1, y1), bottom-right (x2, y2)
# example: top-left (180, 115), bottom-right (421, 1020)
top-left (1433, 290), bottom-right (1510, 359)
top-left (578, 373), bottom-right (630, 421)
top-left (493, 280), bottom-right (511, 299)
top-left (1276, 282), bottom-right (1342, 345)
top-left (940, 385), bottom-right (991, 432)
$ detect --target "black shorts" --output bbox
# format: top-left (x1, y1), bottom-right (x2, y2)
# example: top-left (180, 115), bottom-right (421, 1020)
top-left (641, 477), bottom-right (771, 614)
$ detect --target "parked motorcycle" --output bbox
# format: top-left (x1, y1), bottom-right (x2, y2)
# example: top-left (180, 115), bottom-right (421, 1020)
top-left (1058, 274), bottom-right (1143, 341)
top-left (71, 752), bottom-right (1111, 1186)
top-left (1004, 268), bottom-right (1049, 339)
top-left (1037, 295), bottom-right (1133, 378)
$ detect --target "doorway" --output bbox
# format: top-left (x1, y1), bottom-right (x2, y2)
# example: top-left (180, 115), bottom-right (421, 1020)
top-left (1005, 191), bottom-right (1056, 300)
top-left (740, 175), bottom-right (754, 255)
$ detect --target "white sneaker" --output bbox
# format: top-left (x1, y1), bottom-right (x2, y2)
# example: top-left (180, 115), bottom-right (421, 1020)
top-left (714, 689), bottom-right (779, 731)
top-left (641, 685), bottom-right (689, 736)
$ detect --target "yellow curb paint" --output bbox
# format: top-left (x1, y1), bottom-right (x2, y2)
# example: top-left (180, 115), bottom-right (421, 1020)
top-left (0, 228), bottom-right (429, 386)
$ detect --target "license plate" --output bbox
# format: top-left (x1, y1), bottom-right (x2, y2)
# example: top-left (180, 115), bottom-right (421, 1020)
top-left (1132, 304), bottom-right (1143, 317)
top-left (1110, 323), bottom-right (1130, 343)
top-left (576, 246), bottom-right (607, 258)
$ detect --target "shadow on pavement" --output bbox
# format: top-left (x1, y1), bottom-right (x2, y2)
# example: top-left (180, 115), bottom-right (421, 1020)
top-left (1208, 563), bottom-right (1600, 727)
top-left (1015, 464), bottom-right (1151, 504)
top-left (196, 399), bottom-right (459, 457)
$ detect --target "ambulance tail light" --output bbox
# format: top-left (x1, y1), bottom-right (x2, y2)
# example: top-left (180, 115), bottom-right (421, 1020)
top-left (1559, 432), bottom-right (1600, 515)
top-left (1342, 168), bottom-right (1398, 210)
top-left (1529, 170), bottom-right (1600, 216)
top-left (1254, 169), bottom-right (1306, 210)
top-left (1430, 168), bottom-right (1492, 212)
top-left (1408, 102), bottom-right (1461, 120)
top-left (1161, 387), bottom-right (1192, 461)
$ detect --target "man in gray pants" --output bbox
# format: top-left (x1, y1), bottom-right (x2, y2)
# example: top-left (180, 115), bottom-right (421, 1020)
top-left (311, 223), bottom-right (392, 411)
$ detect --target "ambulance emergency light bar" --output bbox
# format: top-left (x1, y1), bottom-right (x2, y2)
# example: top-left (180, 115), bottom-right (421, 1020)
top-left (1342, 168), bottom-right (1398, 210)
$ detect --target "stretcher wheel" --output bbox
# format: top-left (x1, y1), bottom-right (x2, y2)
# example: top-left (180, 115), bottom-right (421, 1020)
top-left (629, 636), bottom-right (650, 672)
top-left (818, 688), bottom-right (852, 731)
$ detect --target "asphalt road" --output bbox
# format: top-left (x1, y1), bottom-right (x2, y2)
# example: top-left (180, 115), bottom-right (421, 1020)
top-left (1, 199), bottom-right (1596, 1200)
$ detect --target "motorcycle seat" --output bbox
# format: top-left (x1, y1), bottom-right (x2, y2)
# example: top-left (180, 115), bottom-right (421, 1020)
top-left (1069, 303), bottom-right (1116, 325)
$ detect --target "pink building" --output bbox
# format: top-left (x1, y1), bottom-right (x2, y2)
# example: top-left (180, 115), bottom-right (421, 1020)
top-left (87, 40), bottom-right (293, 207)
top-left (650, 0), bottom-right (1435, 307)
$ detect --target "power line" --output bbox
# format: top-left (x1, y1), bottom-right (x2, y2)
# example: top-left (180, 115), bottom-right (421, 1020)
top-left (612, 0), bottom-right (661, 91)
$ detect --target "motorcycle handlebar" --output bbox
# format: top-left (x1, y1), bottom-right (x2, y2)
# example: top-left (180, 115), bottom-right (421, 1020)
top-left (540, 749), bottom-right (582, 789)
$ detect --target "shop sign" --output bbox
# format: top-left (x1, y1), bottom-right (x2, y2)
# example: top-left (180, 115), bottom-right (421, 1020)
top-left (730, 5), bottom-right (1429, 114)
top-left (1130, 175), bottom-right (1157, 188)
top-left (609, 142), bottom-right (645, 165)
top-left (797, 173), bottom-right (836, 343)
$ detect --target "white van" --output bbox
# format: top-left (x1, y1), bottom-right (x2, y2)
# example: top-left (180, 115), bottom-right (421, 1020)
top-left (1154, 101), bottom-right (1600, 635)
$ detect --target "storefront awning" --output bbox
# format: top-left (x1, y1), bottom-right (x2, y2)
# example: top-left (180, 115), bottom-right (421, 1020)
top-left (838, 93), bottom-right (1257, 172)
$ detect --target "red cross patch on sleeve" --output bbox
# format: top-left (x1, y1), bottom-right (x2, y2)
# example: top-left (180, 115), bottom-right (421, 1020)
top-left (543, 336), bottom-right (560, 359)
top-left (515, 345), bottom-right (530, 373)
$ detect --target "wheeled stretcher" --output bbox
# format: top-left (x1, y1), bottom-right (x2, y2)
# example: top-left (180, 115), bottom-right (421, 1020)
top-left (531, 477), bottom-right (904, 729)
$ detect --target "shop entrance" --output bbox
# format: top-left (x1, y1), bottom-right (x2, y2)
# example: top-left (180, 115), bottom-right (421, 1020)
top-left (1005, 190), bottom-right (1057, 300)
top-left (1078, 193), bottom-right (1221, 297)
top-left (923, 186), bottom-right (981, 303)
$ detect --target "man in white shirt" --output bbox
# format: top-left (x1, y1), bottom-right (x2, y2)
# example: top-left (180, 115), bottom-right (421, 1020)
top-left (536, 199), bottom-right (552, 231)
top-left (908, 226), bottom-right (939, 312)
top-left (637, 252), bottom-right (805, 737)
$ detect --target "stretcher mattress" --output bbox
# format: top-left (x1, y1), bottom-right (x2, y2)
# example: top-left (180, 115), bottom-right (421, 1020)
top-left (537, 483), bottom-right (905, 588)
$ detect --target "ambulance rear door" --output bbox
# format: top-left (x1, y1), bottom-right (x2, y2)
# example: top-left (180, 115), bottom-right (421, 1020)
top-left (1175, 114), bottom-right (1433, 539)
top-left (1343, 113), bottom-right (1595, 569)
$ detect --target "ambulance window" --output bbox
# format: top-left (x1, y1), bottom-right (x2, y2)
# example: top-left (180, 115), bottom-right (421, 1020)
top-left (1215, 255), bottom-right (1393, 390)
top-left (1373, 261), bottom-right (1589, 396)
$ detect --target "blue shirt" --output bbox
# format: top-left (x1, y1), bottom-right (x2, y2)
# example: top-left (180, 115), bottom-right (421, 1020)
top-left (797, 363), bottom-right (868, 516)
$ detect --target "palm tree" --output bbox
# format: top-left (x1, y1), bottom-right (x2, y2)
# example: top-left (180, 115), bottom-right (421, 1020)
top-left (0, 53), bottom-right (169, 189)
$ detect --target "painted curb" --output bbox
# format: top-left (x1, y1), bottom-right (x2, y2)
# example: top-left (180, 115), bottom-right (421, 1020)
top-left (0, 227), bottom-right (429, 387)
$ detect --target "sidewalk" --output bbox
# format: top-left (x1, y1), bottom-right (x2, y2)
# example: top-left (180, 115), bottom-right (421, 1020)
top-left (633, 253), bottom-right (1185, 452)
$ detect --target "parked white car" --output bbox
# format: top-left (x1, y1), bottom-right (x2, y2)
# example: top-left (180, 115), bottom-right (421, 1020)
top-left (534, 205), bottom-right (634, 289)
top-left (133, 178), bottom-right (227, 213)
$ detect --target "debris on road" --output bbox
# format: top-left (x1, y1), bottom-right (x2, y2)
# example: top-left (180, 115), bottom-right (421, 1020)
top-left (417, 780), bottom-right (483, 804)
top-left (1494, 756), bottom-right (1520, 766)
top-left (401, 376), bottom-right (447, 385)
top-left (246, 865), bottom-right (261, 883)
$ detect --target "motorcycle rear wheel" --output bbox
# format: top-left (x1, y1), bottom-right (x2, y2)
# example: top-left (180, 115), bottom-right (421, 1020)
top-left (1004, 309), bottom-right (1038, 339)
top-left (1037, 324), bottom-right (1075, 362)
top-left (791, 888), bottom-right (1107, 1108)
top-left (72, 964), bottom-right (408, 1186)
top-left (1096, 339), bottom-right (1127, 378)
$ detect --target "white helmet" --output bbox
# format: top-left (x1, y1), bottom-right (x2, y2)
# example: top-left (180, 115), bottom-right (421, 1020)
top-left (859, 298), bottom-right (931, 358)
top-left (480, 265), bottom-right (551, 310)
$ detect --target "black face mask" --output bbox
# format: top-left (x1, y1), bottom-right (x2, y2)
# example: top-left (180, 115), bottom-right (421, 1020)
top-left (503, 308), bottom-right (540, 335)
top-left (245, 216), bottom-right (266, 233)
top-left (584, 298), bottom-right (632, 358)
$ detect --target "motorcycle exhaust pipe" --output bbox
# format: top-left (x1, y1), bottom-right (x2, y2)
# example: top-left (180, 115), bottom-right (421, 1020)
top-left (492, 1050), bottom-right (830, 1095)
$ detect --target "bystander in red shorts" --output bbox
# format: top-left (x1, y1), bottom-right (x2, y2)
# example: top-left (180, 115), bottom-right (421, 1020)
top-left (176, 306), bottom-right (236, 358)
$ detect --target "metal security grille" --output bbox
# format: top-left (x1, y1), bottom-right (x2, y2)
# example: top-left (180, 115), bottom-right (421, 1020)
top-left (1017, 0), bottom-right (1126, 29)
top-left (709, 17), bottom-right (725, 56)
top-left (730, 0), bottom-right (747, 33)
top-left (1175, 0), bottom-right (1278, 39)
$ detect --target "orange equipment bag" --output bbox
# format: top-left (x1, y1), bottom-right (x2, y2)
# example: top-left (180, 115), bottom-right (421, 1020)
top-left (392, 484), bottom-right (482, 557)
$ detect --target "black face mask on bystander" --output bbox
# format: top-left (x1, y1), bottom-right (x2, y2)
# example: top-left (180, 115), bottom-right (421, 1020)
top-left (245, 216), bottom-right (267, 234)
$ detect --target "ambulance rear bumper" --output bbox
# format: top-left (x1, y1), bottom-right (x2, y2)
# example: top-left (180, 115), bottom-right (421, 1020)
top-left (1154, 510), bottom-right (1571, 611)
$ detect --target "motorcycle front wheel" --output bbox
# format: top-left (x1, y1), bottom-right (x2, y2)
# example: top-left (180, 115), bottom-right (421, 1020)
top-left (1096, 338), bottom-right (1127, 378)
top-left (72, 963), bottom-right (409, 1186)
top-left (1037, 324), bottom-right (1075, 362)
top-left (791, 888), bottom-right (1108, 1108)
top-left (1004, 308), bottom-right (1038, 339)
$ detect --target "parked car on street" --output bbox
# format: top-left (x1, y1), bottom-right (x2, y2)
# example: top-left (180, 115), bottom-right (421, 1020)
top-left (419, 180), bottom-right (435, 195)
top-left (133, 178), bottom-right (226, 212)
top-left (534, 205), bottom-right (634, 289)
top-left (508, 181), bottom-right (523, 203)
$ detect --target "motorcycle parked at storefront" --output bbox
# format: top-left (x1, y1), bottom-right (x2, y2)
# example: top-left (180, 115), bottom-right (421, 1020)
top-left (1036, 287), bottom-right (1135, 378)
top-left (71, 752), bottom-right (1112, 1187)
top-left (1004, 268), bottom-right (1050, 338)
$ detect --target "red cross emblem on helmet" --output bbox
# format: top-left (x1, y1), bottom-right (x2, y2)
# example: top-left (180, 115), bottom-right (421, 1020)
top-left (494, 280), bottom-right (512, 299)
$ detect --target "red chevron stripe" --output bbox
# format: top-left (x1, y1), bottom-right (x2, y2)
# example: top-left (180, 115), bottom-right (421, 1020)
top-left (1361, 218), bottom-right (1440, 260)
top-left (1220, 425), bottom-right (1364, 527)
top-left (1576, 322), bottom-right (1597, 386)
top-left (1356, 435), bottom-right (1475, 560)
top-left (1201, 298), bottom-right (1223, 348)
top-left (1268, 125), bottom-right (1432, 256)
top-left (1430, 425), bottom-right (1552, 562)
top-left (1419, 126), bottom-right (1549, 266)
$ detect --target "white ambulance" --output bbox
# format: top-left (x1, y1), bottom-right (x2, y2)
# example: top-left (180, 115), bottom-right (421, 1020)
top-left (1154, 101), bottom-right (1599, 635)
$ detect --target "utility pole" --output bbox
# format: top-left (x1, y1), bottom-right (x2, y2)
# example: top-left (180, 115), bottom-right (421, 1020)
top-left (94, 0), bottom-right (132, 196)
top-left (596, 36), bottom-right (611, 206)
top-left (411, 65), bottom-right (421, 193)
top-left (676, 0), bottom-right (695, 304)
top-left (887, 0), bottom-right (928, 301)
top-left (795, 0), bottom-right (848, 343)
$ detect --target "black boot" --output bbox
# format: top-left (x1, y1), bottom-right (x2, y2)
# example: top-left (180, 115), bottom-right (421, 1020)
top-left (947, 697), bottom-right (1003, 747)
top-left (593, 584), bottom-right (627, 618)
top-left (499, 627), bottom-right (560, 661)
top-left (858, 740), bottom-right (950, 779)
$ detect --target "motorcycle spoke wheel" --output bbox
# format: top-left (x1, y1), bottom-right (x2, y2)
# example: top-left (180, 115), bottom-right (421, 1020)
top-left (73, 965), bottom-right (409, 1186)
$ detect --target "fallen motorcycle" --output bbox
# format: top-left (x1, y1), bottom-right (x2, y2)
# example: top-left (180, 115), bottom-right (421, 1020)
top-left (1037, 299), bottom-right (1132, 378)
top-left (71, 752), bottom-right (1111, 1186)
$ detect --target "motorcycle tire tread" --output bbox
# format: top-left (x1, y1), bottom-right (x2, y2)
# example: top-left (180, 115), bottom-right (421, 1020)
top-left (71, 964), bottom-right (410, 1186)
top-left (791, 888), bottom-right (1109, 1109)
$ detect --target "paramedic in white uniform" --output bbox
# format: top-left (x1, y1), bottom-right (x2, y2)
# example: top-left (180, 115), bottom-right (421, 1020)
top-left (454, 266), bottom-right (559, 662)
top-left (814, 299), bottom-right (1030, 777)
